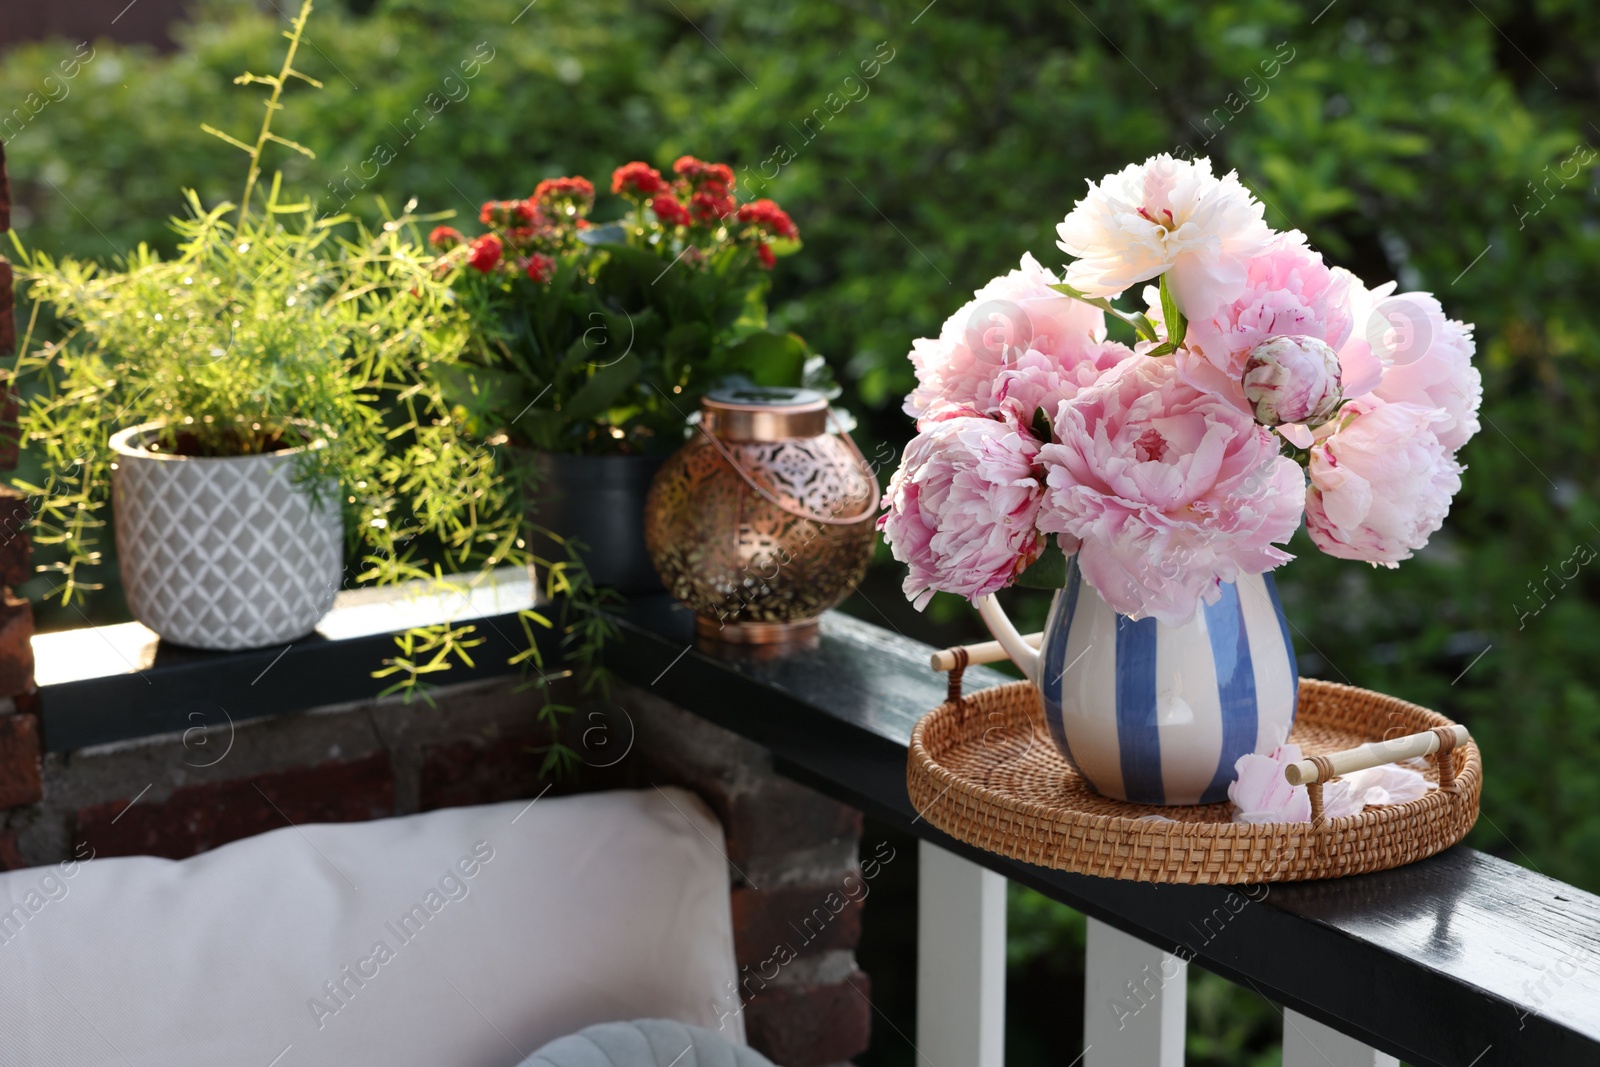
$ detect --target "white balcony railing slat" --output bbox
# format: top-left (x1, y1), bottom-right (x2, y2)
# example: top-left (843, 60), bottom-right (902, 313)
top-left (916, 841), bottom-right (1007, 1067)
top-left (1083, 917), bottom-right (1187, 1067)
top-left (1282, 1009), bottom-right (1400, 1067)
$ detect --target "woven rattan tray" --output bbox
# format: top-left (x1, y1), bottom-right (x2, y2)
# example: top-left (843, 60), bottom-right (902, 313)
top-left (907, 678), bottom-right (1481, 884)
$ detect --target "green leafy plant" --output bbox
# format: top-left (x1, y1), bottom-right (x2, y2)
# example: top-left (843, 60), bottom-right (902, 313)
top-left (427, 156), bottom-right (827, 455)
top-left (9, 0), bottom-right (525, 703)
top-left (9, 1), bottom-right (628, 777)
top-left (511, 535), bottom-right (622, 779)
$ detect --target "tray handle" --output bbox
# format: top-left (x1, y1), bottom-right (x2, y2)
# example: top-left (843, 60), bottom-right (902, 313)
top-left (1290, 724), bottom-right (1470, 828)
top-left (930, 633), bottom-right (1043, 703)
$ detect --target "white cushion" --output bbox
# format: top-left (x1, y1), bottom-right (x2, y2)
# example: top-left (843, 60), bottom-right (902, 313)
top-left (0, 788), bottom-right (743, 1067)
top-left (525, 1019), bottom-right (773, 1067)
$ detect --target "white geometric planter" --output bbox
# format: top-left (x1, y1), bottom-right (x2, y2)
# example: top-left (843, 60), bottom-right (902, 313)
top-left (109, 422), bottom-right (344, 650)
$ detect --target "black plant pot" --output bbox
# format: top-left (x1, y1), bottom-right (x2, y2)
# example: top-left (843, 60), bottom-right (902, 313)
top-left (526, 452), bottom-right (666, 595)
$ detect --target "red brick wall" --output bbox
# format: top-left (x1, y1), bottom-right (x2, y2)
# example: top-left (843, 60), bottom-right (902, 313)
top-left (0, 139), bottom-right (38, 867)
top-left (75, 752), bottom-right (395, 860)
top-left (625, 689), bottom-right (874, 1067)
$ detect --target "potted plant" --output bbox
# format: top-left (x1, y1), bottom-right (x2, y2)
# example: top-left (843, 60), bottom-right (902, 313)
top-left (11, 0), bottom-right (517, 654)
top-left (426, 157), bottom-right (825, 592)
top-left (879, 153), bottom-right (1482, 805)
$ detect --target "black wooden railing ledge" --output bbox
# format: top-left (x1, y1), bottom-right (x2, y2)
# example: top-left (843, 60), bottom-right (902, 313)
top-left (34, 570), bottom-right (540, 752)
top-left (32, 575), bottom-right (1600, 1067)
top-left (607, 597), bottom-right (1600, 1067)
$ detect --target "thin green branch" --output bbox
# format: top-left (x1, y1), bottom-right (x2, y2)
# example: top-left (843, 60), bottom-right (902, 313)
top-left (235, 0), bottom-right (317, 226)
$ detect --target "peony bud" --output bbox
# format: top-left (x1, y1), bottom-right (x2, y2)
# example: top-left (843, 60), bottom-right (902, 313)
top-left (1241, 334), bottom-right (1343, 427)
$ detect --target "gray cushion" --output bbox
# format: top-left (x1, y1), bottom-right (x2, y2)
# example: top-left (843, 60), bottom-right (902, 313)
top-left (522, 1018), bottom-right (776, 1067)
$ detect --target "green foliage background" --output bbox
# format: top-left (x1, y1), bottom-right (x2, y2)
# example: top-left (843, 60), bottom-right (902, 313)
top-left (4, 0), bottom-right (1597, 1062)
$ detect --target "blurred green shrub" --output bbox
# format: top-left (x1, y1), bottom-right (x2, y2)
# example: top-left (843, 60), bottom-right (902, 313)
top-left (4, 0), bottom-right (1599, 1057)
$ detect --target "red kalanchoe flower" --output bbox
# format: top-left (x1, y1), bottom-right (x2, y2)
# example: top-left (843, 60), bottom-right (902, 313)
top-left (524, 253), bottom-right (557, 283)
top-left (514, 200), bottom-right (538, 223)
top-left (672, 155), bottom-right (735, 195)
top-left (652, 193), bottom-right (692, 227)
top-left (690, 190), bottom-right (736, 225)
top-left (702, 162), bottom-right (734, 191)
top-left (467, 233), bottom-right (503, 273)
top-left (612, 161), bottom-right (667, 198)
top-left (756, 242), bottom-right (776, 270)
top-left (737, 199), bottom-right (799, 240)
top-left (532, 175), bottom-right (595, 217)
top-left (428, 225), bottom-right (464, 250)
top-left (541, 176), bottom-right (594, 201)
top-left (479, 200), bottom-right (526, 227)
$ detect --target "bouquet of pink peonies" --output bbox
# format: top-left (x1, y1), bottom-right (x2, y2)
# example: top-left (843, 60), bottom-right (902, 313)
top-left (880, 153), bottom-right (1482, 626)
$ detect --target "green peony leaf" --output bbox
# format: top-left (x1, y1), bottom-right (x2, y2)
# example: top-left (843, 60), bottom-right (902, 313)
top-left (1157, 273), bottom-right (1187, 350)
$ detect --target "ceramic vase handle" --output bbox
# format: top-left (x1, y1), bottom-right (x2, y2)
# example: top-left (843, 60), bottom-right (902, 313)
top-left (975, 594), bottom-right (1042, 686)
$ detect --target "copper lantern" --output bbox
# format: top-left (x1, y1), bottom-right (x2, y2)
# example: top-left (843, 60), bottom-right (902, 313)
top-left (644, 386), bottom-right (878, 648)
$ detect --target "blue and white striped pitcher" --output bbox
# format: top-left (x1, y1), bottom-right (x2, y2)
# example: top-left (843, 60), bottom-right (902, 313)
top-left (976, 559), bottom-right (1299, 805)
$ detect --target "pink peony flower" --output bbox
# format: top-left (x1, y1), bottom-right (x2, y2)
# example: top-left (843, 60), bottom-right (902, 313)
top-left (1056, 154), bottom-right (1283, 317)
top-left (1305, 401), bottom-right (1462, 566)
top-left (992, 342), bottom-right (1137, 433)
top-left (1174, 237), bottom-right (1357, 411)
top-left (1229, 745), bottom-right (1428, 823)
top-left (1037, 357), bottom-right (1306, 625)
top-left (877, 417), bottom-right (1047, 609)
top-left (1229, 745), bottom-right (1312, 824)
top-left (1339, 763), bottom-right (1433, 809)
top-left (905, 253), bottom-right (1109, 427)
top-left (1241, 335), bottom-right (1343, 427)
top-left (1366, 292), bottom-right (1482, 452)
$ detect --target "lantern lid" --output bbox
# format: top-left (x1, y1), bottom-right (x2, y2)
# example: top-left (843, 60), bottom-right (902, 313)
top-left (701, 385), bottom-right (828, 441)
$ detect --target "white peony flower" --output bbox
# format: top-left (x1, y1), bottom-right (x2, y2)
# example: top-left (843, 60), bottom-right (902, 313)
top-left (1367, 292), bottom-right (1483, 452)
top-left (1055, 154), bottom-right (1285, 320)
